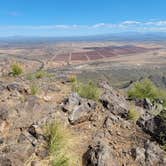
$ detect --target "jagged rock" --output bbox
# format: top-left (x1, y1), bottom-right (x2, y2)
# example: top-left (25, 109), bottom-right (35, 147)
top-left (83, 141), bottom-right (119, 166)
top-left (99, 81), bottom-right (129, 117)
top-left (132, 141), bottom-right (166, 166)
top-left (145, 141), bottom-right (166, 165)
top-left (131, 147), bottom-right (146, 165)
top-left (137, 108), bottom-right (166, 145)
top-left (28, 125), bottom-right (46, 143)
top-left (135, 98), bottom-right (164, 113)
top-left (135, 98), bottom-right (153, 110)
top-left (62, 93), bottom-right (96, 125)
top-left (62, 93), bottom-right (81, 112)
top-left (68, 101), bottom-right (96, 125)
top-left (22, 131), bottom-right (38, 146)
top-left (6, 83), bottom-right (29, 94)
top-left (28, 125), bottom-right (39, 139)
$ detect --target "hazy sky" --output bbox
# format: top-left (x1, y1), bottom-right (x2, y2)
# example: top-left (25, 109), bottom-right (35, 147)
top-left (0, 0), bottom-right (166, 36)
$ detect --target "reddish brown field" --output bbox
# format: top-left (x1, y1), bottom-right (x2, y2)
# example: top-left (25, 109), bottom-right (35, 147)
top-left (71, 52), bottom-right (88, 61)
top-left (86, 51), bottom-right (103, 60)
top-left (53, 54), bottom-right (69, 61)
top-left (52, 45), bottom-right (153, 63)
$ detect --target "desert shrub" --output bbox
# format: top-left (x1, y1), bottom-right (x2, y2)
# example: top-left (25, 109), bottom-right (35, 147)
top-left (45, 122), bottom-right (79, 166)
top-left (27, 70), bottom-right (52, 80)
top-left (128, 79), bottom-right (158, 100)
top-left (73, 81), bottom-right (101, 100)
top-left (30, 84), bottom-right (39, 95)
top-left (11, 63), bottom-right (23, 76)
top-left (128, 106), bottom-right (140, 122)
top-left (128, 78), bottom-right (166, 107)
top-left (34, 70), bottom-right (47, 79)
top-left (68, 75), bottom-right (77, 83)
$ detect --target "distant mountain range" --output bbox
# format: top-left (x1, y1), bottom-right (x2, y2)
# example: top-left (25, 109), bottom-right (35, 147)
top-left (1, 32), bottom-right (166, 43)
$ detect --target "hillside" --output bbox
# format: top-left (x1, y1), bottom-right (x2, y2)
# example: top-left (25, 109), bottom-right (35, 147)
top-left (0, 60), bottom-right (166, 166)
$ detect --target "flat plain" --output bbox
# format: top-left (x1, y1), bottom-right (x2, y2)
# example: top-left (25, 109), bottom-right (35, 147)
top-left (0, 40), bottom-right (166, 88)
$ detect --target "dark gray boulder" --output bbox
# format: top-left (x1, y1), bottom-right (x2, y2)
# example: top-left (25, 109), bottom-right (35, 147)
top-left (99, 81), bottom-right (129, 117)
top-left (61, 93), bottom-right (97, 125)
top-left (83, 141), bottom-right (119, 166)
top-left (68, 101), bottom-right (96, 125)
top-left (6, 83), bottom-right (29, 94)
top-left (144, 141), bottom-right (166, 165)
top-left (132, 141), bottom-right (166, 166)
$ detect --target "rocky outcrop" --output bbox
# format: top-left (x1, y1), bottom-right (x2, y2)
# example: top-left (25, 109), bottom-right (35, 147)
top-left (84, 141), bottom-right (119, 166)
top-left (1, 76), bottom-right (166, 166)
top-left (61, 93), bottom-right (97, 125)
top-left (132, 141), bottom-right (166, 166)
top-left (135, 98), bottom-right (166, 145)
top-left (99, 81), bottom-right (129, 117)
top-left (6, 83), bottom-right (30, 94)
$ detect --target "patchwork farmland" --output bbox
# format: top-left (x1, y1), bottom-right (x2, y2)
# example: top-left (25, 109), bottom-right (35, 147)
top-left (52, 45), bottom-right (153, 63)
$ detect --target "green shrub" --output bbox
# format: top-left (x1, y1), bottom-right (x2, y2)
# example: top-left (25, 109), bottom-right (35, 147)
top-left (128, 106), bottom-right (140, 122)
top-left (35, 70), bottom-right (47, 79)
top-left (27, 70), bottom-right (53, 80)
top-left (128, 78), bottom-right (166, 107)
top-left (68, 75), bottom-right (77, 83)
top-left (45, 122), bottom-right (79, 166)
top-left (30, 84), bottom-right (39, 95)
top-left (73, 81), bottom-right (101, 100)
top-left (11, 63), bottom-right (23, 76)
top-left (128, 79), bottom-right (158, 100)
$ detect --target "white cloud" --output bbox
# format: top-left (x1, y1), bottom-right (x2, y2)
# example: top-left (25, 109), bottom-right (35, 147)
top-left (121, 21), bottom-right (141, 25)
top-left (1, 20), bottom-right (166, 33)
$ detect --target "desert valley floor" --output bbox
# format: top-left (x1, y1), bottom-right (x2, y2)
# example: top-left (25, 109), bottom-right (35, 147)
top-left (0, 41), bottom-right (166, 88)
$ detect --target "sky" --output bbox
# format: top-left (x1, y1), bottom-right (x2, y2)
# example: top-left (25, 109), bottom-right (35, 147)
top-left (0, 0), bottom-right (166, 36)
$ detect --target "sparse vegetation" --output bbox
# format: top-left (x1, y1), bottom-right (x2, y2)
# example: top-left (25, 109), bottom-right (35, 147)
top-left (45, 122), bottom-right (79, 166)
top-left (73, 80), bottom-right (101, 100)
top-left (128, 106), bottom-right (140, 122)
top-left (35, 70), bottom-right (47, 79)
top-left (128, 78), bottom-right (166, 107)
top-left (30, 84), bottom-right (39, 95)
top-left (11, 63), bottom-right (23, 76)
top-left (27, 70), bottom-right (53, 80)
top-left (68, 74), bottom-right (77, 83)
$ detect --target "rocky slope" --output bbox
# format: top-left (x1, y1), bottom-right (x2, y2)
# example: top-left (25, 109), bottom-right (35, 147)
top-left (0, 70), bottom-right (166, 166)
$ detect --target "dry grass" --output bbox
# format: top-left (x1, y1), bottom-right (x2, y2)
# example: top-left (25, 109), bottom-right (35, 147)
top-left (45, 122), bottom-right (81, 166)
top-left (128, 106), bottom-right (140, 123)
top-left (11, 63), bottom-right (23, 76)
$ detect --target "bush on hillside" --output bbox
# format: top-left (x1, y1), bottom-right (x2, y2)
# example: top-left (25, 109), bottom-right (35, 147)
top-left (128, 78), bottom-right (166, 107)
top-left (128, 106), bottom-right (140, 122)
top-left (11, 63), bottom-right (23, 76)
top-left (30, 84), bottom-right (39, 95)
top-left (73, 81), bottom-right (101, 101)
